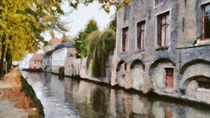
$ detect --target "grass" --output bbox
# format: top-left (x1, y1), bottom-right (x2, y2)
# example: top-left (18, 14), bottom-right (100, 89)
top-left (20, 75), bottom-right (45, 118)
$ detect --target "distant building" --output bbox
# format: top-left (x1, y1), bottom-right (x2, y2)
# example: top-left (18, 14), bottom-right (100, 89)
top-left (29, 53), bottom-right (43, 70)
top-left (51, 42), bottom-right (76, 74)
top-left (42, 50), bottom-right (53, 72)
top-left (18, 54), bottom-right (33, 70)
top-left (43, 38), bottom-right (62, 52)
top-left (41, 37), bottom-right (62, 72)
top-left (49, 38), bottom-right (62, 45)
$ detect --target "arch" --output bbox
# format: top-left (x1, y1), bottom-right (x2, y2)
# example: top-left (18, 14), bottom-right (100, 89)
top-left (130, 59), bottom-right (145, 70)
top-left (116, 60), bottom-right (125, 72)
top-left (150, 58), bottom-right (175, 69)
top-left (130, 59), bottom-right (145, 90)
top-left (116, 60), bottom-right (126, 87)
top-left (181, 75), bottom-right (210, 91)
top-left (179, 61), bottom-right (210, 90)
top-left (149, 58), bottom-right (175, 75)
top-left (149, 58), bottom-right (176, 90)
top-left (180, 59), bottom-right (210, 74)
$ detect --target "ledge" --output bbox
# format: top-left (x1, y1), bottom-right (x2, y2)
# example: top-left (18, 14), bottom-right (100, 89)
top-left (156, 46), bottom-right (168, 51)
top-left (153, 3), bottom-right (164, 9)
top-left (195, 39), bottom-right (210, 47)
top-left (135, 49), bottom-right (145, 53)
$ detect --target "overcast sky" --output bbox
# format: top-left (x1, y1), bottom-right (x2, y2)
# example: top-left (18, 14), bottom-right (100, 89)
top-left (41, 0), bottom-right (116, 41)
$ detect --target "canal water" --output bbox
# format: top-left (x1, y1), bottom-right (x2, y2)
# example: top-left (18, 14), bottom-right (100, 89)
top-left (21, 71), bottom-right (210, 118)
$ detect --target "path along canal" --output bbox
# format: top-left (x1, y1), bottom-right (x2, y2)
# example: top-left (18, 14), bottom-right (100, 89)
top-left (21, 71), bottom-right (210, 118)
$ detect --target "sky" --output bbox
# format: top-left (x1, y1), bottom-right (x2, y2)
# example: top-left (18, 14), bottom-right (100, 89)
top-left (41, 0), bottom-right (116, 41)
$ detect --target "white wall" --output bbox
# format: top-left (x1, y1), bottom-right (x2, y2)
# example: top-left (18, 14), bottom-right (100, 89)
top-left (52, 48), bottom-right (67, 66)
top-left (18, 54), bottom-right (33, 69)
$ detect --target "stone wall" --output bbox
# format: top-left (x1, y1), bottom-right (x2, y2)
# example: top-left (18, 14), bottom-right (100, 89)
top-left (112, 0), bottom-right (210, 104)
top-left (64, 56), bottom-right (113, 84)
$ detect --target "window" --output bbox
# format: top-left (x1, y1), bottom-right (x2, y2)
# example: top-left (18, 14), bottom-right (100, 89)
top-left (124, 63), bottom-right (127, 71)
top-left (201, 4), bottom-right (210, 40)
top-left (122, 27), bottom-right (129, 52)
top-left (165, 68), bottom-right (174, 89)
top-left (124, 6), bottom-right (130, 21)
top-left (197, 79), bottom-right (210, 89)
top-left (137, 21), bottom-right (145, 51)
top-left (156, 0), bottom-right (163, 5)
top-left (157, 12), bottom-right (170, 48)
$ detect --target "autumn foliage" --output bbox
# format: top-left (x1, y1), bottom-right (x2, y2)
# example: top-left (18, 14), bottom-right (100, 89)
top-left (0, 0), bottom-right (65, 77)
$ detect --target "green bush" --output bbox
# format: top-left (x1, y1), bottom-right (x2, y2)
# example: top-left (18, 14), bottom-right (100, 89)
top-left (20, 76), bottom-right (44, 117)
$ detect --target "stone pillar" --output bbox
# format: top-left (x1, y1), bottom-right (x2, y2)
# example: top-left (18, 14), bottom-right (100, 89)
top-left (125, 63), bottom-right (132, 89)
top-left (142, 64), bottom-right (151, 93)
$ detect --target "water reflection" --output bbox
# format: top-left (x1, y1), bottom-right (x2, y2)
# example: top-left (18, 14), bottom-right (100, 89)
top-left (21, 72), bottom-right (210, 118)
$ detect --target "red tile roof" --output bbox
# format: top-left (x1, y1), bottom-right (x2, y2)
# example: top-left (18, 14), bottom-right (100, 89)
top-left (49, 38), bottom-right (62, 45)
top-left (30, 53), bottom-right (43, 61)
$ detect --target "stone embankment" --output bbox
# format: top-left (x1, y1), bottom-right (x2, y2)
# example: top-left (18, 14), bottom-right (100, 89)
top-left (0, 70), bottom-right (44, 118)
top-left (48, 55), bottom-right (210, 106)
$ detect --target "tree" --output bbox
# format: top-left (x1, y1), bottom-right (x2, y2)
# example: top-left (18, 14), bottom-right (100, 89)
top-left (0, 0), bottom-right (66, 78)
top-left (86, 29), bottom-right (116, 78)
top-left (0, 0), bottom-right (128, 78)
top-left (62, 33), bottom-right (69, 42)
top-left (73, 19), bottom-right (98, 57)
top-left (68, 0), bottom-right (131, 12)
top-left (108, 15), bottom-right (117, 31)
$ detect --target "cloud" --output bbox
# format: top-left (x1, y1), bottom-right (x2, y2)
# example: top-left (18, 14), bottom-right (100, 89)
top-left (41, 1), bottom-right (116, 41)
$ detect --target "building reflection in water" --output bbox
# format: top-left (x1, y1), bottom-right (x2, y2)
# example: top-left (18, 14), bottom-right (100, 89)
top-left (21, 72), bottom-right (210, 118)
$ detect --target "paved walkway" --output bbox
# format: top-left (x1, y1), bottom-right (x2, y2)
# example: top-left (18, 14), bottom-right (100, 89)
top-left (0, 70), bottom-right (35, 118)
top-left (0, 100), bottom-right (28, 118)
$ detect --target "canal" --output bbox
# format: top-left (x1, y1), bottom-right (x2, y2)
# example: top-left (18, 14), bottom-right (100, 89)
top-left (21, 71), bottom-right (210, 118)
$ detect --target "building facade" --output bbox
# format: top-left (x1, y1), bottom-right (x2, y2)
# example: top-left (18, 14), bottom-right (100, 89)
top-left (111, 0), bottom-right (210, 103)
top-left (42, 50), bottom-right (53, 72)
top-left (42, 37), bottom-right (62, 72)
top-left (51, 42), bottom-right (75, 74)
top-left (29, 53), bottom-right (43, 70)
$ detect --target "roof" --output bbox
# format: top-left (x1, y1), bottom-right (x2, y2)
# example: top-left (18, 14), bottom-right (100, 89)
top-left (44, 50), bottom-right (54, 58)
top-left (30, 53), bottom-right (43, 61)
top-left (49, 38), bottom-right (62, 45)
top-left (54, 42), bottom-right (73, 51)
